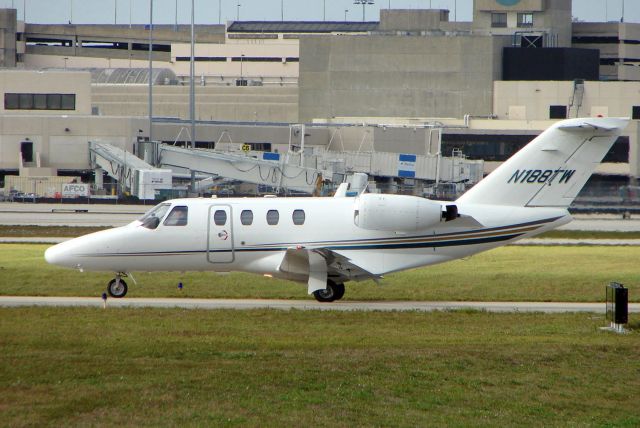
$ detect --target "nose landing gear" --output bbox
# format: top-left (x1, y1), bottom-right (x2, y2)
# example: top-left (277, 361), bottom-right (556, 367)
top-left (107, 274), bottom-right (128, 298)
top-left (313, 279), bottom-right (345, 303)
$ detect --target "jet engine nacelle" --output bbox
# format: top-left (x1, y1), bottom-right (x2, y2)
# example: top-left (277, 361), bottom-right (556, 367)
top-left (354, 193), bottom-right (445, 232)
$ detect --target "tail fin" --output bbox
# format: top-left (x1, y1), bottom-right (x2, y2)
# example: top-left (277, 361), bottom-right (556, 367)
top-left (457, 117), bottom-right (629, 207)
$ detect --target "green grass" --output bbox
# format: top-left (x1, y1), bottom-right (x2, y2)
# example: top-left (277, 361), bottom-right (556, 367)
top-left (1, 244), bottom-right (639, 302)
top-left (0, 308), bottom-right (638, 427)
top-left (539, 230), bottom-right (640, 240)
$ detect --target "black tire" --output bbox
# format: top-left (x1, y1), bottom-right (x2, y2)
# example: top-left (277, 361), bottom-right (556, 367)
top-left (313, 280), bottom-right (343, 303)
top-left (107, 278), bottom-right (128, 298)
top-left (332, 282), bottom-right (345, 301)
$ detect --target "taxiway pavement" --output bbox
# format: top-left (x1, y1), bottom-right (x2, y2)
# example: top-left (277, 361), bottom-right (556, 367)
top-left (1, 296), bottom-right (638, 314)
top-left (1, 203), bottom-right (640, 231)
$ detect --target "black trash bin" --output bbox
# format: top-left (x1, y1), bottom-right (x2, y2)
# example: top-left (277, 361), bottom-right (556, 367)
top-left (606, 282), bottom-right (628, 326)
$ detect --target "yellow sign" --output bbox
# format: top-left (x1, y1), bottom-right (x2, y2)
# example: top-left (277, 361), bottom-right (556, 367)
top-left (242, 144), bottom-right (251, 152)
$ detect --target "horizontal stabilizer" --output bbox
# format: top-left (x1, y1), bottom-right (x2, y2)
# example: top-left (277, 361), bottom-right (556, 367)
top-left (557, 118), bottom-right (628, 132)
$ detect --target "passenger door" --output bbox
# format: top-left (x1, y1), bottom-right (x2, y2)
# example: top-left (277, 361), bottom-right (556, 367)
top-left (207, 205), bottom-right (234, 263)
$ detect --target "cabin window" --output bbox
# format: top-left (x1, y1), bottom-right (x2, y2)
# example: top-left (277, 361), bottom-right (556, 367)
top-left (292, 209), bottom-right (305, 225)
top-left (266, 209), bottom-right (279, 225)
top-left (139, 203), bottom-right (170, 229)
top-left (164, 206), bottom-right (188, 226)
top-left (213, 210), bottom-right (227, 226)
top-left (240, 209), bottom-right (253, 225)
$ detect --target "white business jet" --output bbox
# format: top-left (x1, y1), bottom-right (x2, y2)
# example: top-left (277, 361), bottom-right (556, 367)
top-left (45, 117), bottom-right (628, 302)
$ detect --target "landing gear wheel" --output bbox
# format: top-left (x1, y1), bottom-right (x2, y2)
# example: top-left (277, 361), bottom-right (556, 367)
top-left (107, 278), bottom-right (128, 298)
top-left (313, 280), bottom-right (344, 303)
top-left (332, 282), bottom-right (345, 301)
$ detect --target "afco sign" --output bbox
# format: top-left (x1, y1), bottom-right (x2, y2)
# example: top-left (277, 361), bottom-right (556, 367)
top-left (62, 183), bottom-right (90, 198)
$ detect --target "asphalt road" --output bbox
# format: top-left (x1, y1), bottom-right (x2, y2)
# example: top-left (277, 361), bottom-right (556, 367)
top-left (1, 296), bottom-right (638, 314)
top-left (0, 202), bottom-right (147, 227)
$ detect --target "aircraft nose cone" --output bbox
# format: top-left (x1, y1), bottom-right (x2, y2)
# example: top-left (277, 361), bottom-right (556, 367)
top-left (45, 240), bottom-right (78, 268)
top-left (44, 244), bottom-right (64, 266)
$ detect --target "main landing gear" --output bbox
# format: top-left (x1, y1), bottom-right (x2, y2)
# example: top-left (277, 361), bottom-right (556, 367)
top-left (313, 279), bottom-right (345, 303)
top-left (107, 274), bottom-right (128, 298)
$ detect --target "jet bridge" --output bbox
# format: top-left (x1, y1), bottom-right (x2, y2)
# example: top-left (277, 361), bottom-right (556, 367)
top-left (89, 141), bottom-right (173, 200)
top-left (157, 144), bottom-right (324, 194)
top-left (89, 121), bottom-right (483, 199)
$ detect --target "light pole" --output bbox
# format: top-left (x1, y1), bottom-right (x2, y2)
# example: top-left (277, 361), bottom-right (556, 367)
top-left (129, 0), bottom-right (132, 28)
top-left (323, 0), bottom-right (326, 21)
top-left (175, 0), bottom-right (178, 31)
top-left (190, 0), bottom-right (195, 149)
top-left (353, 0), bottom-right (374, 22)
top-left (148, 0), bottom-right (153, 145)
top-left (218, 0), bottom-right (221, 24)
top-left (114, 0), bottom-right (117, 24)
top-left (237, 3), bottom-right (240, 21)
top-left (281, 0), bottom-right (283, 21)
top-left (344, 9), bottom-right (348, 21)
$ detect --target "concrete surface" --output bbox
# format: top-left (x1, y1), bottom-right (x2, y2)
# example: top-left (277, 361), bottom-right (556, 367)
top-left (0, 202), bottom-right (146, 227)
top-left (1, 203), bottom-right (640, 231)
top-left (1, 296), bottom-right (638, 313)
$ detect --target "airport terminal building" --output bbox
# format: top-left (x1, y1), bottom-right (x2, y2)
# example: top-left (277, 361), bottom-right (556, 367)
top-left (0, 0), bottom-right (639, 200)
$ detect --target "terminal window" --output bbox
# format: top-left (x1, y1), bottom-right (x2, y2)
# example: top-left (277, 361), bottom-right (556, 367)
top-left (517, 13), bottom-right (533, 28)
top-left (4, 93), bottom-right (76, 111)
top-left (633, 106), bottom-right (640, 120)
top-left (549, 105), bottom-right (567, 119)
top-left (245, 142), bottom-right (272, 152)
top-left (491, 13), bottom-right (507, 28)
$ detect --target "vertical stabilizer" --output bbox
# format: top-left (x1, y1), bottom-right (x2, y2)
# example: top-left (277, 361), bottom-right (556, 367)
top-left (456, 117), bottom-right (629, 208)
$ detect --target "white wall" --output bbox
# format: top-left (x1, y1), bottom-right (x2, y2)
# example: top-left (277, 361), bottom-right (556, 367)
top-left (0, 69), bottom-right (92, 115)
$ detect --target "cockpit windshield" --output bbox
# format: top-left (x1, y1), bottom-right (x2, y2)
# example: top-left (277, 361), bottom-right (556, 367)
top-left (163, 206), bottom-right (188, 226)
top-left (139, 203), bottom-right (171, 229)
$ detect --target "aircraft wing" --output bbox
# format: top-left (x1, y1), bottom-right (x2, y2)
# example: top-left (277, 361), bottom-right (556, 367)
top-left (313, 248), bottom-right (383, 283)
top-left (278, 246), bottom-right (382, 293)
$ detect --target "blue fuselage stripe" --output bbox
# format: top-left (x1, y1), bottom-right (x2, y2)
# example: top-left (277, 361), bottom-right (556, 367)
top-left (81, 232), bottom-right (523, 257)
